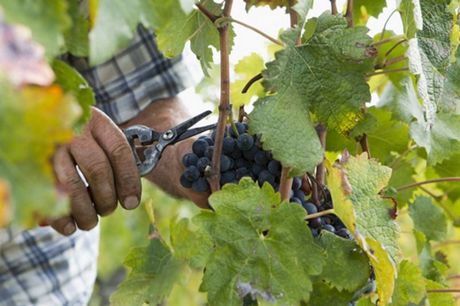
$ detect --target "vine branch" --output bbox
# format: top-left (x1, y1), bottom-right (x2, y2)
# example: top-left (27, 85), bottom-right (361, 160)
top-left (226, 17), bottom-right (282, 45)
top-left (315, 124), bottom-right (327, 200)
top-left (396, 177), bottom-right (460, 192)
top-left (345, 0), bottom-right (354, 27)
top-left (205, 0), bottom-right (234, 192)
top-left (359, 134), bottom-right (371, 158)
top-left (280, 167), bottom-right (293, 202)
top-left (330, 0), bottom-right (338, 15)
top-left (196, 3), bottom-right (218, 22)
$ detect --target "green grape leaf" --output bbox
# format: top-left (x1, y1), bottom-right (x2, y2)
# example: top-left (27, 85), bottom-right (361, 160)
top-left (89, 0), bottom-right (166, 65)
top-left (307, 281), bottom-right (354, 306)
top-left (64, 0), bottom-right (89, 57)
top-left (170, 218), bottom-right (213, 269)
top-left (425, 279), bottom-right (455, 306)
top-left (198, 179), bottom-right (325, 306)
top-left (390, 260), bottom-right (426, 306)
top-left (261, 13), bottom-right (375, 132)
top-left (249, 95), bottom-right (323, 175)
top-left (327, 154), bottom-right (398, 305)
top-left (317, 231), bottom-right (370, 292)
top-left (399, 0), bottom-right (421, 39)
top-left (0, 0), bottom-right (70, 58)
top-left (0, 82), bottom-right (80, 226)
top-left (110, 231), bottom-right (183, 306)
top-left (157, 0), bottom-right (234, 76)
top-left (244, 0), bottom-right (313, 23)
top-left (353, 0), bottom-right (386, 25)
top-left (230, 53), bottom-right (266, 109)
top-left (388, 158), bottom-right (416, 208)
top-left (52, 60), bottom-right (95, 130)
top-left (409, 196), bottom-right (447, 241)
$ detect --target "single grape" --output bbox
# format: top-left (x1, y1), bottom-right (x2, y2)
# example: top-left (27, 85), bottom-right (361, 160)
top-left (322, 224), bottom-right (336, 233)
top-left (237, 133), bottom-right (254, 151)
top-left (336, 228), bottom-right (352, 239)
top-left (293, 190), bottom-right (305, 201)
top-left (303, 202), bottom-right (318, 215)
top-left (235, 167), bottom-right (250, 180)
top-left (204, 146), bottom-right (214, 159)
top-left (290, 197), bottom-right (303, 205)
top-left (223, 137), bottom-right (236, 154)
top-left (230, 147), bottom-right (242, 159)
top-left (251, 163), bottom-right (263, 176)
top-left (230, 122), bottom-right (247, 138)
top-left (183, 166), bottom-right (200, 181)
top-left (292, 177), bottom-right (302, 190)
top-left (258, 170), bottom-right (275, 187)
top-left (242, 146), bottom-right (258, 160)
top-left (220, 171), bottom-right (237, 185)
top-left (254, 150), bottom-right (269, 166)
top-left (220, 155), bottom-right (233, 172)
top-left (199, 135), bottom-right (214, 146)
top-left (180, 174), bottom-right (193, 188)
top-left (192, 177), bottom-right (210, 192)
top-left (182, 153), bottom-right (198, 167)
top-left (197, 157), bottom-right (211, 172)
top-left (236, 158), bottom-right (251, 169)
top-left (308, 217), bottom-right (322, 228)
top-left (192, 139), bottom-right (209, 157)
top-left (267, 160), bottom-right (281, 175)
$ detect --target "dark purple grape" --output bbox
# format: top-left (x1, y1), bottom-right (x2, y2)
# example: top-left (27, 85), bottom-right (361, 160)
top-left (237, 133), bottom-right (254, 151)
top-left (220, 155), bottom-right (233, 172)
top-left (242, 146), bottom-right (258, 160)
top-left (183, 166), bottom-right (200, 181)
top-left (197, 157), bottom-right (211, 172)
top-left (235, 167), bottom-right (250, 180)
top-left (230, 147), bottom-right (242, 159)
top-left (223, 137), bottom-right (236, 154)
top-left (192, 178), bottom-right (210, 192)
top-left (336, 228), bottom-right (352, 239)
top-left (308, 217), bottom-right (322, 228)
top-left (182, 153), bottom-right (198, 167)
top-left (267, 160), bottom-right (281, 175)
top-left (230, 122), bottom-right (247, 137)
top-left (293, 190), bottom-right (305, 201)
top-left (290, 197), bottom-right (303, 205)
top-left (220, 171), bottom-right (237, 185)
top-left (251, 164), bottom-right (263, 176)
top-left (258, 170), bottom-right (275, 187)
top-left (303, 202), bottom-right (318, 215)
top-left (292, 177), bottom-right (302, 190)
top-left (192, 139), bottom-right (209, 157)
top-left (322, 224), bottom-right (336, 233)
top-left (236, 158), bottom-right (251, 169)
top-left (180, 174), bottom-right (193, 188)
top-left (204, 146), bottom-right (214, 159)
top-left (199, 135), bottom-right (214, 146)
top-left (254, 151), bottom-right (269, 166)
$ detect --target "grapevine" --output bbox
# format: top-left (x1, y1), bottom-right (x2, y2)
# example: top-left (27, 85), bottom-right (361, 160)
top-left (1, 0), bottom-right (460, 305)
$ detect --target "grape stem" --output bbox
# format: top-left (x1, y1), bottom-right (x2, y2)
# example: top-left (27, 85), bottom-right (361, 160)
top-left (396, 177), bottom-right (460, 192)
top-left (378, 55), bottom-right (407, 69)
top-left (345, 0), bottom-right (354, 27)
top-left (225, 17), bottom-right (282, 46)
top-left (384, 39), bottom-right (407, 58)
top-left (314, 124), bottom-right (327, 203)
top-left (359, 134), bottom-right (371, 158)
top-left (241, 73), bottom-right (263, 94)
top-left (279, 167), bottom-right (293, 202)
top-left (379, 9), bottom-right (398, 41)
top-left (330, 0), bottom-right (338, 15)
top-left (304, 209), bottom-right (335, 220)
top-left (196, 3), bottom-right (218, 22)
top-left (288, 0), bottom-right (301, 45)
top-left (372, 34), bottom-right (406, 47)
top-left (238, 105), bottom-right (246, 122)
top-left (199, 0), bottom-right (234, 192)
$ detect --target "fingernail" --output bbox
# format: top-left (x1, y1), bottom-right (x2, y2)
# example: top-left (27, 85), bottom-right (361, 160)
top-left (124, 196), bottom-right (139, 209)
top-left (64, 223), bottom-right (76, 235)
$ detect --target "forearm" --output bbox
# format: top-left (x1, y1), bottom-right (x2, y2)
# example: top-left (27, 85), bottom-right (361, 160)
top-left (119, 97), bottom-right (208, 208)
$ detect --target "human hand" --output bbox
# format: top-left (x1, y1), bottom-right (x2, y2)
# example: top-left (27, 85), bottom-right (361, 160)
top-left (50, 107), bottom-right (141, 235)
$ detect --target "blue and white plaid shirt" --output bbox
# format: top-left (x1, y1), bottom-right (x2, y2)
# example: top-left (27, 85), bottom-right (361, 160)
top-left (0, 25), bottom-right (192, 306)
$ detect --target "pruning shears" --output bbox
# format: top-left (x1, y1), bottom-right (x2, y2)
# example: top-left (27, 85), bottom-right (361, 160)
top-left (123, 110), bottom-right (215, 176)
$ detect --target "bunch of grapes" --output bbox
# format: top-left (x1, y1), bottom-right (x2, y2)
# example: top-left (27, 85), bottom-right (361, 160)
top-left (180, 122), bottom-right (351, 239)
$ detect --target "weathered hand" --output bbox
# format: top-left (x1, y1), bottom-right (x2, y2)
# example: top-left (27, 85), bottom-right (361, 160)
top-left (51, 107), bottom-right (141, 235)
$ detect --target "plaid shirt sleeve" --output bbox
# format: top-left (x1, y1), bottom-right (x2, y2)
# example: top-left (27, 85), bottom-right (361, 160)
top-left (0, 26), bottom-right (193, 306)
top-left (65, 24), bottom-right (194, 124)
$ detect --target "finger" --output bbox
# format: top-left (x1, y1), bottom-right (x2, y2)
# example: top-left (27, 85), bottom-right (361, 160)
top-left (53, 147), bottom-right (98, 230)
top-left (70, 136), bottom-right (117, 216)
top-left (90, 109), bottom-right (141, 210)
top-left (50, 216), bottom-right (76, 236)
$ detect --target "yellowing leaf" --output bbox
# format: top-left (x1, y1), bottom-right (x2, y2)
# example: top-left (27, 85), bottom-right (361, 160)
top-left (0, 178), bottom-right (11, 227)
